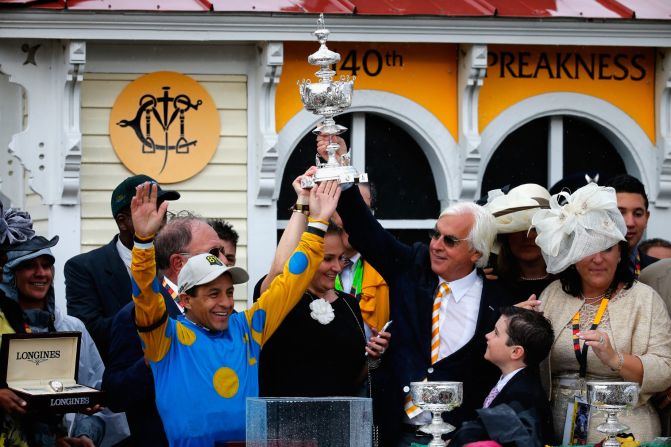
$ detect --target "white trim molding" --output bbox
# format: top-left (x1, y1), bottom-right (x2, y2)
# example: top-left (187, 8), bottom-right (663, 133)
top-left (478, 92), bottom-right (656, 197)
top-left (255, 41), bottom-right (283, 206)
top-left (655, 48), bottom-right (671, 209)
top-left (1, 13), bottom-right (671, 47)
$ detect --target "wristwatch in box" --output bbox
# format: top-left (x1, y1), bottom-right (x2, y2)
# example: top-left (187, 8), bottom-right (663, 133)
top-left (0, 332), bottom-right (104, 413)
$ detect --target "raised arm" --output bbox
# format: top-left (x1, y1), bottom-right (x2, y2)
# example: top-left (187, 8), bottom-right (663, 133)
top-left (130, 182), bottom-right (171, 363)
top-left (337, 184), bottom-right (412, 280)
top-left (250, 180), bottom-right (340, 343)
top-left (317, 134), bottom-right (413, 279)
top-left (259, 167), bottom-right (316, 294)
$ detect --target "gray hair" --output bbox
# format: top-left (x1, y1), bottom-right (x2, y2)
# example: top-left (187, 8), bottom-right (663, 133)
top-left (439, 202), bottom-right (496, 268)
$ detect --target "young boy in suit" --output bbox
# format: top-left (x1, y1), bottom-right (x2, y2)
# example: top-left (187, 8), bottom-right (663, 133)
top-left (451, 306), bottom-right (554, 447)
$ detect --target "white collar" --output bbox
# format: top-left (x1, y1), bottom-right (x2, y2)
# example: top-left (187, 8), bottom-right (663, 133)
top-left (438, 268), bottom-right (478, 303)
top-left (116, 236), bottom-right (132, 272)
top-left (347, 252), bottom-right (362, 265)
top-left (163, 276), bottom-right (179, 294)
top-left (496, 366), bottom-right (525, 391)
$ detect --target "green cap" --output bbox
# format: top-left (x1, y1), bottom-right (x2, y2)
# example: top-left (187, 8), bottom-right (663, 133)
top-left (111, 174), bottom-right (180, 217)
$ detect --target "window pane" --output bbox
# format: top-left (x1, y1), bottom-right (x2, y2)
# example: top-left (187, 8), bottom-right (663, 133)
top-left (482, 118), bottom-right (549, 194)
top-left (364, 113), bottom-right (439, 219)
top-left (562, 116), bottom-right (625, 181)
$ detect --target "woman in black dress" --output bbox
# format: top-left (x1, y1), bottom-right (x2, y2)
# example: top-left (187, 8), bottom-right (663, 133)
top-left (258, 169), bottom-right (389, 397)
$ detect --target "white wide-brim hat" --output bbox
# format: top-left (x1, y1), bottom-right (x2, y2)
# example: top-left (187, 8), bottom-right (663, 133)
top-left (532, 183), bottom-right (626, 274)
top-left (484, 184), bottom-right (551, 253)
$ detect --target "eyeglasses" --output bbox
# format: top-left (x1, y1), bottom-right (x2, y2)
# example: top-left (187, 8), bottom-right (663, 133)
top-left (429, 229), bottom-right (468, 248)
top-left (179, 246), bottom-right (226, 259)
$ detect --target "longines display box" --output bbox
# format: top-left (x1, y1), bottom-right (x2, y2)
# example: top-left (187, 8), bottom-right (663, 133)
top-left (0, 332), bottom-right (103, 413)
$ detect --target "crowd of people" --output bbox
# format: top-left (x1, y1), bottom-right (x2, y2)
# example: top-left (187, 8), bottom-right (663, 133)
top-left (1, 139), bottom-right (671, 446)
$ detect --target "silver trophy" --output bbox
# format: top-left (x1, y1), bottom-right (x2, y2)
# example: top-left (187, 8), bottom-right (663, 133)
top-left (410, 381), bottom-right (463, 447)
top-left (298, 14), bottom-right (368, 188)
top-left (586, 381), bottom-right (639, 447)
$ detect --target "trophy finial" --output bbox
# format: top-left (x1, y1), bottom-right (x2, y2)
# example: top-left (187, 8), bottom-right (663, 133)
top-left (297, 12), bottom-right (366, 188)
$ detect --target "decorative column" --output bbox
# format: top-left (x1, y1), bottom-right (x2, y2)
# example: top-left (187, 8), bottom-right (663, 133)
top-left (457, 44), bottom-right (487, 201)
top-left (0, 39), bottom-right (85, 310)
top-left (248, 42), bottom-right (283, 302)
top-left (255, 41), bottom-right (283, 206)
top-left (0, 74), bottom-right (24, 207)
top-left (655, 48), bottom-right (671, 209)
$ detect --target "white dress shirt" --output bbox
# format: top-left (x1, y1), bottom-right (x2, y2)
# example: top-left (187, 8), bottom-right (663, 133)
top-left (339, 252), bottom-right (362, 293)
top-left (437, 268), bottom-right (483, 361)
top-left (116, 237), bottom-right (132, 276)
top-left (407, 268), bottom-right (483, 425)
top-left (494, 366), bottom-right (525, 393)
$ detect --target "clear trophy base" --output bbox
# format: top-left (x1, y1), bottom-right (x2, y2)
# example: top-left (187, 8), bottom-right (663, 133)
top-left (246, 396), bottom-right (372, 447)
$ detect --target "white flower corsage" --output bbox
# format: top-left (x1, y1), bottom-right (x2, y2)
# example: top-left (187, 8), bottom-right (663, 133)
top-left (309, 298), bottom-right (335, 325)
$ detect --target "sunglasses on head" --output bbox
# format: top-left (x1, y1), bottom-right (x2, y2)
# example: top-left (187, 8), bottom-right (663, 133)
top-left (429, 229), bottom-right (468, 247)
top-left (179, 246), bottom-right (226, 259)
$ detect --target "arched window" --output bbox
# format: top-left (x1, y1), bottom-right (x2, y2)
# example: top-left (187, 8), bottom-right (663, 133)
top-left (277, 112), bottom-right (440, 244)
top-left (482, 115), bottom-right (626, 194)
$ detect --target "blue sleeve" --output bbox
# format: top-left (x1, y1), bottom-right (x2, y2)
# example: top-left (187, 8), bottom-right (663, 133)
top-left (337, 185), bottom-right (413, 280)
top-left (102, 303), bottom-right (154, 412)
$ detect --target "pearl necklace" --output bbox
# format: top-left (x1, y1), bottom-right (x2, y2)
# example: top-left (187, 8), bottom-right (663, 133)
top-left (580, 292), bottom-right (607, 305)
top-left (520, 273), bottom-right (550, 281)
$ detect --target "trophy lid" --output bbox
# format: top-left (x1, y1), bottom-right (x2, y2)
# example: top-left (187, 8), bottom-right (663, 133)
top-left (307, 14), bottom-right (341, 67)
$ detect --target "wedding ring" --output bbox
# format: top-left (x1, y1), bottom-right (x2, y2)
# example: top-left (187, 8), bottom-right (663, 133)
top-left (599, 336), bottom-right (605, 345)
top-left (48, 380), bottom-right (64, 393)
top-left (380, 348), bottom-right (385, 355)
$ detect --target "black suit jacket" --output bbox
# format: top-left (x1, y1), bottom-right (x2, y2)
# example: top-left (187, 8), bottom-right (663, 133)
top-left (102, 282), bottom-right (181, 447)
top-left (489, 367), bottom-right (553, 445)
top-left (337, 186), bottom-right (515, 443)
top-left (65, 235), bottom-right (131, 363)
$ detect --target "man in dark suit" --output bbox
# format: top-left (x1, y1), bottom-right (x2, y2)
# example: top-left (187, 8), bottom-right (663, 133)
top-left (103, 214), bottom-right (227, 445)
top-left (605, 174), bottom-right (658, 275)
top-left (336, 183), bottom-right (514, 446)
top-left (65, 174), bottom-right (180, 363)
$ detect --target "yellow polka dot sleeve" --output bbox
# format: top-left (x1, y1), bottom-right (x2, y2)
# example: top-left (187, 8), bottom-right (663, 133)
top-left (245, 231), bottom-right (324, 346)
top-left (131, 242), bottom-right (172, 363)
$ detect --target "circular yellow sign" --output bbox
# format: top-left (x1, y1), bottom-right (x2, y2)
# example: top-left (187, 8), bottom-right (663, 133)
top-left (109, 71), bottom-right (220, 184)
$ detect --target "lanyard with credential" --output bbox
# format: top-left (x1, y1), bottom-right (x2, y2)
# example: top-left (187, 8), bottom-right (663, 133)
top-left (571, 288), bottom-right (612, 378)
top-left (335, 258), bottom-right (364, 297)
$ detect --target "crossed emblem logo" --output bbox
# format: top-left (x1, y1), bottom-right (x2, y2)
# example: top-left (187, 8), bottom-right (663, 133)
top-left (117, 86), bottom-right (202, 174)
top-left (109, 71), bottom-right (220, 184)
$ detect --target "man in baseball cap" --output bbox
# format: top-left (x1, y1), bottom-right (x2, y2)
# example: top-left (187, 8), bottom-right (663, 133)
top-left (65, 174), bottom-right (180, 362)
top-left (131, 179), bottom-right (339, 444)
top-left (177, 253), bottom-right (249, 331)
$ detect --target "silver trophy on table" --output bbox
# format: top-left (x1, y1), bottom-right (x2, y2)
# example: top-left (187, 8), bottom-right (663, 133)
top-left (298, 14), bottom-right (368, 188)
top-left (586, 381), bottom-right (639, 447)
top-left (410, 381), bottom-right (463, 447)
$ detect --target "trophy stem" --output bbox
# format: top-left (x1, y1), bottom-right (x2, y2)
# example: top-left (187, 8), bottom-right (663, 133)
top-left (417, 411), bottom-right (454, 447)
top-left (597, 410), bottom-right (629, 447)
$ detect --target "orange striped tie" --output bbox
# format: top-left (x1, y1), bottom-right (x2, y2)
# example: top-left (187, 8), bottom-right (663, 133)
top-left (431, 283), bottom-right (450, 364)
top-left (404, 283), bottom-right (451, 419)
